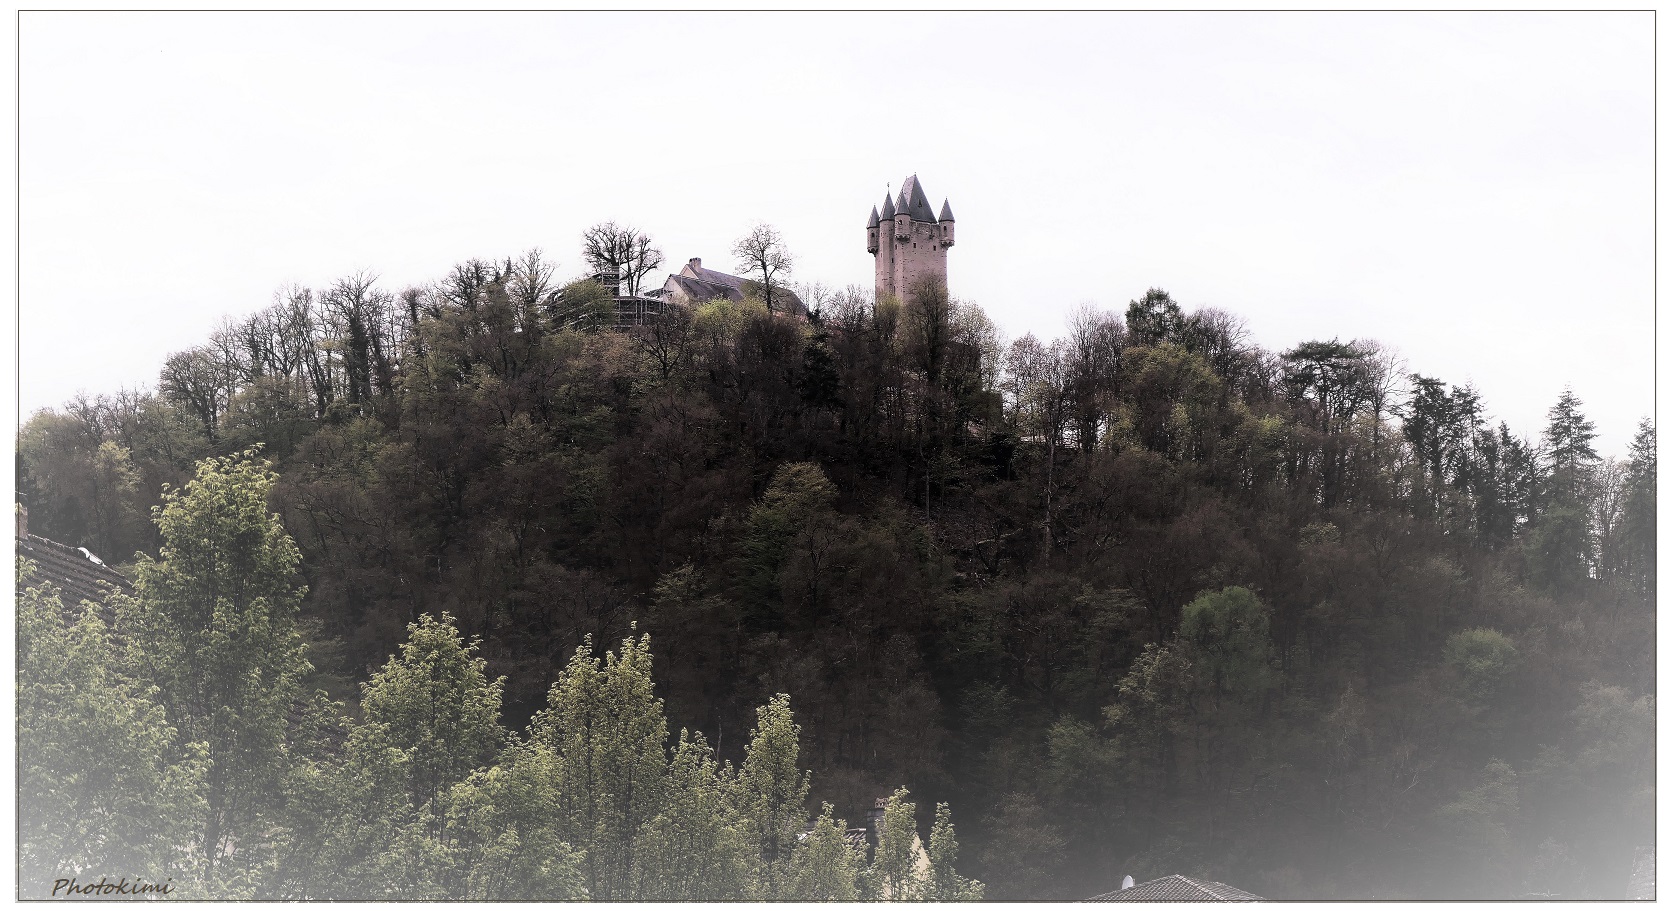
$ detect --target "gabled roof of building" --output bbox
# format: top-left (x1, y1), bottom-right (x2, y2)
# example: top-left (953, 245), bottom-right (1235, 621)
top-left (1084, 874), bottom-right (1264, 902)
top-left (897, 174), bottom-right (939, 223)
top-left (665, 273), bottom-right (742, 304)
top-left (662, 263), bottom-right (805, 315)
top-left (16, 533), bottom-right (131, 620)
top-left (681, 259), bottom-right (746, 291)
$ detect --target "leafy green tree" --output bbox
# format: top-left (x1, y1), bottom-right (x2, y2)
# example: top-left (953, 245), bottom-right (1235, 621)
top-left (1541, 388), bottom-right (1599, 501)
top-left (1526, 390), bottom-right (1600, 586)
top-left (357, 612), bottom-right (507, 812)
top-left (1467, 421), bottom-right (1538, 549)
top-left (268, 718), bottom-right (422, 899)
top-left (634, 731), bottom-right (756, 900)
top-left (1402, 375), bottom-right (1483, 516)
top-left (119, 448), bottom-right (315, 879)
top-left (1525, 682), bottom-right (1654, 898)
top-left (739, 462), bottom-right (839, 609)
top-left (1178, 586), bottom-right (1273, 704)
top-left (528, 632), bottom-right (670, 900)
top-left (440, 758), bottom-right (589, 900)
top-left (927, 801), bottom-right (985, 900)
top-left (1125, 288), bottom-right (1187, 348)
top-left (785, 802), bottom-right (869, 900)
top-left (1442, 628), bottom-right (1518, 702)
top-left (874, 787), bottom-right (927, 901)
top-left (735, 693), bottom-right (813, 895)
top-left (19, 411), bottom-right (148, 560)
top-left (1616, 419), bottom-right (1656, 594)
top-left (1432, 759), bottom-right (1521, 896)
top-left (975, 792), bottom-right (1069, 901)
top-left (16, 565), bottom-right (208, 897)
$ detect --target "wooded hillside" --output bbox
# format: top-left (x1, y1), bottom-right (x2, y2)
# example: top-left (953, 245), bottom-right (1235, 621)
top-left (18, 251), bottom-right (1655, 899)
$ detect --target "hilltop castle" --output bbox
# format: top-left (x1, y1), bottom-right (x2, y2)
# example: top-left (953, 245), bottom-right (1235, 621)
top-left (867, 174), bottom-right (955, 304)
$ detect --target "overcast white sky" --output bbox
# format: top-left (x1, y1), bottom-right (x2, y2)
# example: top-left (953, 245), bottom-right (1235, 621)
top-left (18, 11), bottom-right (1654, 454)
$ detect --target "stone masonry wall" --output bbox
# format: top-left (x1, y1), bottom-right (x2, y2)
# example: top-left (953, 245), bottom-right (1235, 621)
top-left (876, 220), bottom-right (950, 303)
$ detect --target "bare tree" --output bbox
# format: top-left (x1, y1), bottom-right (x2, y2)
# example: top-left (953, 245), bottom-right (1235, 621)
top-left (581, 222), bottom-right (664, 297)
top-left (159, 346), bottom-right (234, 444)
top-left (1003, 334), bottom-right (1073, 558)
top-left (324, 272), bottom-right (396, 407)
top-left (507, 248), bottom-right (564, 331)
top-left (732, 224), bottom-right (794, 313)
top-left (796, 280), bottom-right (835, 320)
top-left (631, 304), bottom-right (697, 383)
top-left (1064, 305), bottom-right (1125, 451)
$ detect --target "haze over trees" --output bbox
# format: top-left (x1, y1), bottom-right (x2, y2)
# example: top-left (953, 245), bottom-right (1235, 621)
top-left (16, 228), bottom-right (1654, 899)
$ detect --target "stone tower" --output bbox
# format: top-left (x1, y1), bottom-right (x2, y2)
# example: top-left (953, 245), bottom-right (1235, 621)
top-left (867, 174), bottom-right (954, 304)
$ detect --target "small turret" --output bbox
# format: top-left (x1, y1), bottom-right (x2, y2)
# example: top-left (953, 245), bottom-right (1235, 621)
top-left (892, 187), bottom-right (910, 240)
top-left (866, 205), bottom-right (880, 254)
top-left (938, 198), bottom-right (955, 248)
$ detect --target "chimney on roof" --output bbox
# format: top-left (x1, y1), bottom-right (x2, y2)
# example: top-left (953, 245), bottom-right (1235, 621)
top-left (865, 797), bottom-right (887, 847)
top-left (689, 257), bottom-right (702, 269)
top-left (1122, 875), bottom-right (1134, 890)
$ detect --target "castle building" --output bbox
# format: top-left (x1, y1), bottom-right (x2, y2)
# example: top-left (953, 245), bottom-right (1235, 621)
top-left (867, 174), bottom-right (954, 304)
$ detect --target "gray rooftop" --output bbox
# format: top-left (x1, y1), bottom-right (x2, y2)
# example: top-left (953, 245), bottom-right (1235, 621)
top-left (1084, 875), bottom-right (1264, 902)
top-left (898, 174), bottom-right (939, 223)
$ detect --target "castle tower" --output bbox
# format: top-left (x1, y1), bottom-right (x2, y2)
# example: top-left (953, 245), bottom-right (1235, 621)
top-left (867, 174), bottom-right (953, 304)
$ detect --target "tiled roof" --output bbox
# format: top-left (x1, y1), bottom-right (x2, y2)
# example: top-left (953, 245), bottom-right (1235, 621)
top-left (663, 269), bottom-right (806, 314)
top-left (16, 533), bottom-right (130, 620)
top-left (665, 273), bottom-right (742, 303)
top-left (1085, 874), bottom-right (1264, 902)
top-left (739, 279), bottom-right (807, 315)
top-left (1628, 845), bottom-right (1655, 900)
top-left (685, 262), bottom-right (746, 291)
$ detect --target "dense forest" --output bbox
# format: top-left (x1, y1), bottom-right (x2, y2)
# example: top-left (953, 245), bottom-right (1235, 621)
top-left (17, 238), bottom-right (1655, 900)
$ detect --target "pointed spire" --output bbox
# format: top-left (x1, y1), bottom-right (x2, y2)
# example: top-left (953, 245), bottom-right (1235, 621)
top-left (938, 198), bottom-right (954, 222)
top-left (867, 206), bottom-right (880, 228)
top-left (880, 192), bottom-right (896, 220)
top-left (897, 174), bottom-right (937, 223)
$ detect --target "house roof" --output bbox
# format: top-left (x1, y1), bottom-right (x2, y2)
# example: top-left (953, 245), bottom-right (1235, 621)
top-left (682, 260), bottom-right (747, 292)
top-left (663, 261), bottom-right (805, 314)
top-left (1084, 874), bottom-right (1264, 902)
top-left (16, 533), bottom-right (130, 620)
top-left (664, 273), bottom-right (741, 303)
